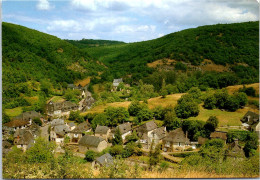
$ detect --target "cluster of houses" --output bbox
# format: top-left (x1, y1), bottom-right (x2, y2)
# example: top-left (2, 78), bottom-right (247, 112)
top-left (46, 84), bottom-right (95, 118)
top-left (3, 102), bottom-right (259, 165)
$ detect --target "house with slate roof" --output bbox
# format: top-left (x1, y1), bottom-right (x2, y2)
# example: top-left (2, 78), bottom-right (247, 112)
top-left (14, 130), bottom-right (34, 151)
top-left (117, 122), bottom-right (132, 141)
top-left (78, 135), bottom-right (107, 153)
top-left (240, 111), bottom-right (259, 132)
top-left (4, 119), bottom-right (31, 131)
top-left (226, 139), bottom-right (245, 159)
top-left (162, 128), bottom-right (190, 152)
top-left (92, 153), bottom-right (113, 168)
top-left (112, 78), bottom-right (123, 91)
top-left (68, 121), bottom-right (92, 143)
top-left (67, 122), bottom-right (76, 131)
top-left (95, 125), bottom-right (111, 141)
top-left (136, 120), bottom-right (158, 146)
top-left (50, 119), bottom-right (70, 144)
top-left (46, 100), bottom-right (79, 117)
top-left (210, 131), bottom-right (227, 143)
top-left (13, 111), bottom-right (43, 124)
top-left (148, 126), bottom-right (167, 148)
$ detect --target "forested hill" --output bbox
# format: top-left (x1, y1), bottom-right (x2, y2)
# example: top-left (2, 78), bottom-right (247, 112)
top-left (65, 39), bottom-right (125, 49)
top-left (85, 21), bottom-right (259, 77)
top-left (2, 22), bottom-right (105, 108)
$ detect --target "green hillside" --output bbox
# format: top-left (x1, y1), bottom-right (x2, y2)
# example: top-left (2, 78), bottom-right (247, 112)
top-left (86, 21), bottom-right (259, 80)
top-left (2, 22), bottom-right (105, 109)
top-left (65, 39), bottom-right (125, 49)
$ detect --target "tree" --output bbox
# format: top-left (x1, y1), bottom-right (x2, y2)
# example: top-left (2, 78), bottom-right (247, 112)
top-left (152, 106), bottom-right (166, 120)
top-left (69, 111), bottom-right (84, 123)
top-left (33, 117), bottom-right (42, 126)
top-left (136, 108), bottom-right (153, 123)
top-left (110, 145), bottom-right (124, 157)
top-left (234, 92), bottom-right (248, 107)
top-left (203, 93), bottom-right (217, 109)
top-left (163, 111), bottom-right (181, 131)
top-left (188, 87), bottom-right (202, 102)
top-left (85, 150), bottom-right (96, 162)
top-left (3, 112), bottom-right (11, 124)
top-left (199, 139), bottom-right (225, 162)
top-left (128, 101), bottom-right (148, 116)
top-left (40, 79), bottom-right (52, 97)
top-left (125, 130), bottom-right (139, 143)
top-left (175, 97), bottom-right (199, 119)
top-left (204, 116), bottom-right (219, 134)
top-left (148, 140), bottom-right (161, 170)
top-left (243, 132), bottom-right (259, 157)
top-left (112, 128), bottom-right (123, 146)
top-left (105, 107), bottom-right (129, 126)
top-left (25, 137), bottom-right (56, 163)
top-left (91, 113), bottom-right (109, 129)
top-left (160, 79), bottom-right (168, 98)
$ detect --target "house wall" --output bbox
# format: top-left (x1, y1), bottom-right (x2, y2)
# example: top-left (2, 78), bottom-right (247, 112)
top-left (97, 141), bottom-right (108, 152)
top-left (122, 131), bottom-right (131, 140)
top-left (56, 137), bottom-right (64, 144)
top-left (162, 141), bottom-right (186, 152)
top-left (95, 129), bottom-right (111, 141)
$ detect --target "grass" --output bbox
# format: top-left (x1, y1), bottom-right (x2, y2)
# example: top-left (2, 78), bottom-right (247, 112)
top-left (24, 96), bottom-right (39, 105)
top-left (5, 107), bottom-right (23, 117)
top-left (75, 77), bottom-right (91, 87)
top-left (188, 104), bottom-right (257, 126)
top-left (48, 96), bottom-right (65, 103)
top-left (226, 83), bottom-right (259, 97)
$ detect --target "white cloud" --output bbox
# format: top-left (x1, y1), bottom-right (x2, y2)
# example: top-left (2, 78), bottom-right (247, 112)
top-left (36, 0), bottom-right (53, 11)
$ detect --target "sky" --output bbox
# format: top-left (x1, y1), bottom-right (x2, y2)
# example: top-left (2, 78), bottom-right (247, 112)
top-left (2, 0), bottom-right (259, 42)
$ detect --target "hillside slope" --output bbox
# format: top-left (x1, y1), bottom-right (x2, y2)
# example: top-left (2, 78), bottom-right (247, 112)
top-left (2, 22), bottom-right (105, 108)
top-left (85, 21), bottom-right (259, 77)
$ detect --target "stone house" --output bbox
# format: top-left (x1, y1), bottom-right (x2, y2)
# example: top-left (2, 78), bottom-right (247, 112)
top-left (112, 78), bottom-right (123, 91)
top-left (51, 119), bottom-right (65, 126)
top-left (67, 122), bottom-right (76, 131)
top-left (210, 131), bottom-right (227, 143)
top-left (4, 119), bottom-right (31, 131)
top-left (117, 122), bottom-right (132, 141)
top-left (13, 111), bottom-right (43, 123)
top-left (198, 136), bottom-right (209, 145)
top-left (226, 139), bottom-right (245, 159)
top-left (92, 153), bottom-right (113, 169)
top-left (240, 111), bottom-right (259, 132)
top-left (14, 130), bottom-right (34, 151)
top-left (2, 140), bottom-right (12, 156)
top-left (78, 135), bottom-right (107, 153)
top-left (162, 128), bottom-right (190, 152)
top-left (46, 100), bottom-right (79, 117)
top-left (50, 124), bottom-right (70, 144)
top-left (148, 126), bottom-right (167, 148)
top-left (79, 91), bottom-right (95, 111)
top-left (95, 125), bottom-right (111, 141)
top-left (68, 121), bottom-right (92, 143)
top-left (136, 120), bottom-right (158, 146)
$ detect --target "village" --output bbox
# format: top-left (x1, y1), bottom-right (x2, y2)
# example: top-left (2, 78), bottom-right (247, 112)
top-left (2, 78), bottom-right (259, 169)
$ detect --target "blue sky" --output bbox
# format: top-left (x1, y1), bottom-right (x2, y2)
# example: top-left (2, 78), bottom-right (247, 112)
top-left (2, 0), bottom-right (259, 42)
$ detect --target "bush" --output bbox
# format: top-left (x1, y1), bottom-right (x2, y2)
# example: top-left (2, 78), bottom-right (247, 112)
top-left (136, 108), bottom-right (153, 123)
top-left (26, 137), bottom-right (56, 163)
top-left (175, 100), bottom-right (199, 119)
top-left (85, 150), bottom-right (96, 162)
top-left (128, 101), bottom-right (148, 116)
top-left (152, 106), bottom-right (166, 120)
top-left (110, 145), bottom-right (124, 157)
top-left (203, 94), bottom-right (216, 109)
top-left (33, 117), bottom-right (42, 126)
